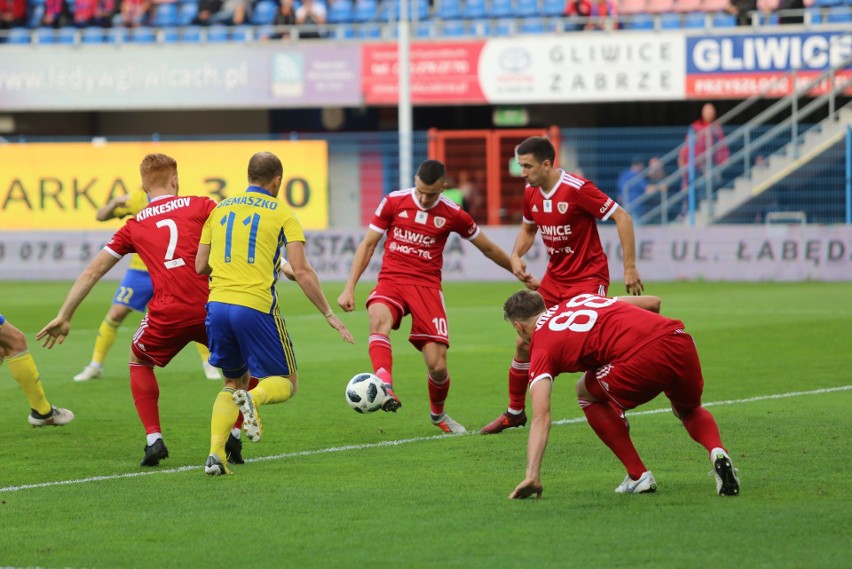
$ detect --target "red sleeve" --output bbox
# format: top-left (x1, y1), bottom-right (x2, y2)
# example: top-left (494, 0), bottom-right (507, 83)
top-left (105, 222), bottom-right (135, 257)
top-left (571, 182), bottom-right (617, 220)
top-left (369, 196), bottom-right (393, 232)
top-left (522, 186), bottom-right (533, 222)
top-left (454, 208), bottom-right (479, 239)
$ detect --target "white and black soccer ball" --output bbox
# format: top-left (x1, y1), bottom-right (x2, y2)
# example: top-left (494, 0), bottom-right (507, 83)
top-left (345, 373), bottom-right (388, 414)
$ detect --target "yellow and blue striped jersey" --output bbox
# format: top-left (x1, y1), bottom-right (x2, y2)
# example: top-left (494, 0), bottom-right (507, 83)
top-left (113, 191), bottom-right (150, 272)
top-left (200, 186), bottom-right (306, 313)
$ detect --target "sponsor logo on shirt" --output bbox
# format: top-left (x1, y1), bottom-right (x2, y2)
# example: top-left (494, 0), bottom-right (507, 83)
top-left (392, 226), bottom-right (436, 246)
top-left (540, 225), bottom-right (572, 237)
top-left (600, 198), bottom-right (613, 214)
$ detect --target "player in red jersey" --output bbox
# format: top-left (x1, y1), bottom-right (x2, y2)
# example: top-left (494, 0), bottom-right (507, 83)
top-left (38, 153), bottom-right (218, 467)
top-left (482, 135), bottom-right (659, 434)
top-left (502, 290), bottom-right (740, 499)
top-left (337, 159), bottom-right (535, 433)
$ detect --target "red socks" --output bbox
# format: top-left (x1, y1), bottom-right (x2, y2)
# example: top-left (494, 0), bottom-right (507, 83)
top-left (428, 375), bottom-right (450, 416)
top-left (679, 406), bottom-right (725, 453)
top-left (580, 399), bottom-right (647, 480)
top-left (369, 333), bottom-right (393, 384)
top-left (129, 363), bottom-right (161, 435)
top-left (508, 359), bottom-right (530, 412)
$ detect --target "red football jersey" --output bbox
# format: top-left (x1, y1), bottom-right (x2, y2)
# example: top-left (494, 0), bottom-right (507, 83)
top-left (369, 188), bottom-right (480, 288)
top-left (105, 195), bottom-right (217, 327)
top-left (528, 294), bottom-right (685, 385)
top-left (523, 170), bottom-right (618, 286)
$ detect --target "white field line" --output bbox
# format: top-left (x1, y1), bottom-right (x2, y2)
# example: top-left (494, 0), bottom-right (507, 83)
top-left (1, 385), bottom-right (849, 494)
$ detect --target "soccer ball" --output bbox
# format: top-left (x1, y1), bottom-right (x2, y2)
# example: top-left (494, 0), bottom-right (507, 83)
top-left (345, 373), bottom-right (388, 414)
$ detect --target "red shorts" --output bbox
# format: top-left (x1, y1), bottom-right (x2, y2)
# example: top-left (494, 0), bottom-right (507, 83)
top-left (584, 331), bottom-right (704, 412)
top-left (131, 314), bottom-right (208, 367)
top-left (537, 276), bottom-right (608, 307)
top-left (367, 282), bottom-right (449, 350)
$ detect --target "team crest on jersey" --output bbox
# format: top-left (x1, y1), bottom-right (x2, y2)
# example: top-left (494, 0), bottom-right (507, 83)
top-left (399, 210), bottom-right (409, 218)
top-left (557, 202), bottom-right (568, 214)
top-left (415, 211), bottom-right (428, 224)
top-left (434, 216), bottom-right (446, 228)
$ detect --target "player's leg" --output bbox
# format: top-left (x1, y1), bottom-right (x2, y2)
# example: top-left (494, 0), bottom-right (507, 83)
top-left (237, 306), bottom-right (298, 408)
top-left (420, 342), bottom-right (465, 433)
top-left (578, 372), bottom-right (655, 494)
top-left (366, 289), bottom-right (404, 411)
top-left (227, 375), bottom-right (259, 464)
top-left (481, 335), bottom-right (530, 434)
top-left (75, 269), bottom-right (151, 381)
top-left (0, 315), bottom-right (74, 427)
top-left (665, 332), bottom-right (739, 496)
top-left (196, 342), bottom-right (222, 380)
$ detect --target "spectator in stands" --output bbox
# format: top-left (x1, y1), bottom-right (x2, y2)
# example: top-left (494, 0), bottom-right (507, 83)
top-left (0, 0), bottom-right (27, 29)
top-left (296, 0), bottom-right (326, 38)
top-left (74, 0), bottom-right (116, 27)
top-left (678, 102), bottom-right (729, 181)
top-left (116, 0), bottom-right (151, 26)
top-left (777, 0), bottom-right (810, 24)
top-left (270, 0), bottom-right (296, 38)
top-left (724, 0), bottom-right (757, 25)
top-left (150, 0), bottom-right (177, 25)
top-left (194, 0), bottom-right (222, 25)
top-left (565, 0), bottom-right (617, 30)
top-left (618, 156), bottom-right (650, 221)
top-left (209, 0), bottom-right (248, 25)
top-left (42, 0), bottom-right (71, 27)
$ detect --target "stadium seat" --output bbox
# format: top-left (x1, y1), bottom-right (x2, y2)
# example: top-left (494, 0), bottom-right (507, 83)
top-left (682, 11), bottom-right (706, 27)
top-left (327, 0), bottom-right (353, 23)
top-left (441, 19), bottom-right (466, 35)
top-left (436, 0), bottom-right (462, 19)
top-left (206, 24), bottom-right (229, 41)
top-left (130, 27), bottom-right (156, 42)
top-left (352, 0), bottom-right (378, 22)
top-left (489, 0), bottom-right (513, 18)
top-left (35, 27), bottom-right (55, 44)
top-left (619, 0), bottom-right (647, 14)
top-left (711, 11), bottom-right (736, 26)
top-left (160, 27), bottom-right (180, 42)
top-left (178, 2), bottom-right (199, 25)
top-left (413, 0), bottom-right (429, 19)
top-left (7, 28), bottom-right (31, 44)
top-left (517, 0), bottom-right (539, 17)
top-left (81, 26), bottom-right (104, 43)
top-left (645, 0), bottom-right (673, 12)
top-left (181, 25), bottom-right (202, 41)
top-left (414, 20), bottom-right (434, 36)
top-left (812, 0), bottom-right (842, 6)
top-left (151, 3), bottom-right (178, 26)
top-left (106, 27), bottom-right (129, 43)
top-left (675, 0), bottom-right (701, 11)
top-left (659, 12), bottom-right (680, 27)
top-left (626, 12), bottom-right (654, 28)
top-left (56, 27), bottom-right (77, 43)
top-left (250, 0), bottom-right (277, 24)
top-left (492, 18), bottom-right (513, 34)
top-left (519, 16), bottom-right (545, 32)
top-left (255, 24), bottom-right (277, 39)
top-left (462, 0), bottom-right (487, 19)
top-left (355, 23), bottom-right (381, 37)
top-left (541, 0), bottom-right (563, 15)
top-left (469, 18), bottom-right (489, 34)
top-left (825, 6), bottom-right (852, 21)
top-left (230, 25), bottom-right (252, 40)
top-left (27, 4), bottom-right (45, 28)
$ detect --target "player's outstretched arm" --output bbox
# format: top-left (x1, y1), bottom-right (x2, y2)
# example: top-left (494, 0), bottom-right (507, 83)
top-left (37, 250), bottom-right (120, 348)
top-left (610, 208), bottom-right (644, 296)
top-left (509, 378), bottom-right (552, 500)
top-left (286, 241), bottom-right (354, 344)
top-left (337, 230), bottom-right (381, 312)
top-left (470, 231), bottom-right (536, 286)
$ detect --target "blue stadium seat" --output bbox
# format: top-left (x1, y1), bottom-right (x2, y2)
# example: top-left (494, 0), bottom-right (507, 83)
top-left (355, 23), bottom-right (381, 37)
top-left (711, 11), bottom-right (736, 27)
top-left (160, 27), bottom-right (180, 42)
top-left (327, 0), bottom-right (353, 23)
top-left (130, 26), bottom-right (156, 42)
top-left (414, 0), bottom-right (429, 19)
top-left (462, 0), bottom-right (486, 19)
top-left (230, 25), bottom-right (251, 40)
top-left (492, 18), bottom-right (513, 35)
top-left (812, 0), bottom-right (841, 6)
top-left (250, 0), bottom-right (277, 24)
top-left (441, 19), bottom-right (465, 35)
top-left (352, 0), bottom-right (378, 22)
top-left (27, 4), bottom-right (45, 28)
top-left (35, 27), bottom-right (55, 44)
top-left (106, 27), bottom-right (129, 43)
top-left (825, 6), bottom-right (852, 21)
top-left (151, 3), bottom-right (178, 26)
top-left (541, 0), bottom-right (563, 16)
top-left (659, 12), bottom-right (681, 28)
top-left (8, 28), bottom-right (31, 44)
top-left (518, 16), bottom-right (545, 33)
top-left (181, 25), bottom-right (202, 41)
top-left (57, 27), bottom-right (77, 43)
top-left (682, 11), bottom-right (705, 28)
top-left (178, 2), bottom-right (199, 25)
top-left (469, 18), bottom-right (488, 34)
top-left (436, 0), bottom-right (462, 19)
top-left (206, 24), bottom-right (229, 41)
top-left (489, 0), bottom-right (513, 18)
top-left (517, 0), bottom-right (538, 17)
top-left (81, 26), bottom-right (104, 43)
top-left (805, 7), bottom-right (822, 23)
top-left (415, 20), bottom-right (434, 36)
top-left (626, 13), bottom-right (654, 29)
top-left (256, 24), bottom-right (277, 39)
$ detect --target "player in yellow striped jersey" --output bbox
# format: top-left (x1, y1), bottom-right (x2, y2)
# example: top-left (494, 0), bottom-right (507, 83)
top-left (73, 191), bottom-right (222, 382)
top-left (196, 151), bottom-right (353, 475)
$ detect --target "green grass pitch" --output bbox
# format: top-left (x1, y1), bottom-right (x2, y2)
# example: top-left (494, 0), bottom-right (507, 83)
top-left (0, 280), bottom-right (850, 568)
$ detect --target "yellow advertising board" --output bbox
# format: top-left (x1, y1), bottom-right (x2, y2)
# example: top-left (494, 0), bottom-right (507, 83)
top-left (0, 140), bottom-right (328, 230)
